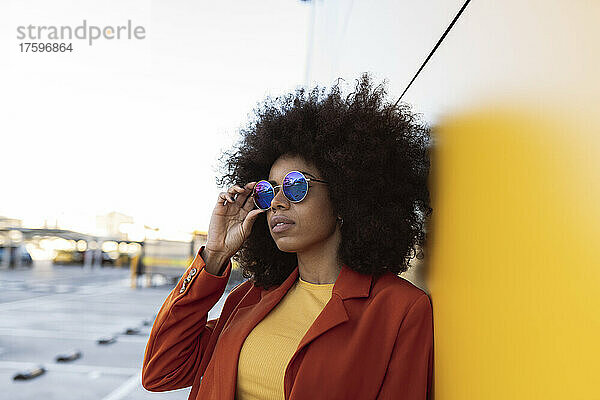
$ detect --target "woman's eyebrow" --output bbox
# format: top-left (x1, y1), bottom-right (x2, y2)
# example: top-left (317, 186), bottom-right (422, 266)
top-left (300, 170), bottom-right (318, 178)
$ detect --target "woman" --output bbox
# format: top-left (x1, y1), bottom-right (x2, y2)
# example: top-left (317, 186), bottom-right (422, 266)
top-left (142, 73), bottom-right (434, 399)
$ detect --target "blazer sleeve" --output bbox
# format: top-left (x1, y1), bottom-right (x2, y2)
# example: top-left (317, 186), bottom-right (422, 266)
top-left (141, 245), bottom-right (236, 392)
top-left (376, 293), bottom-right (434, 400)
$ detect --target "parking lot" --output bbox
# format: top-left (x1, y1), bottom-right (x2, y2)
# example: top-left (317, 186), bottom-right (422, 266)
top-left (0, 261), bottom-right (232, 399)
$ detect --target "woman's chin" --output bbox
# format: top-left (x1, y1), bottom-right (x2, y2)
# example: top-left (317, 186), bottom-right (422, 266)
top-left (273, 238), bottom-right (299, 253)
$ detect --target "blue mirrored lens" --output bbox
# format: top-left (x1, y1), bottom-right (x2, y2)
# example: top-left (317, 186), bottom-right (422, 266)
top-left (283, 171), bottom-right (308, 202)
top-left (254, 181), bottom-right (274, 209)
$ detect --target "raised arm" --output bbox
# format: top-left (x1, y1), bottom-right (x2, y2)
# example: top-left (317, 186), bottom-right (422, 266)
top-left (141, 247), bottom-right (234, 391)
top-left (142, 179), bottom-right (266, 391)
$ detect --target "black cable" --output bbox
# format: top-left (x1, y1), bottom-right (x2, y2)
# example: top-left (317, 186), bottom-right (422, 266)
top-left (393, 0), bottom-right (473, 108)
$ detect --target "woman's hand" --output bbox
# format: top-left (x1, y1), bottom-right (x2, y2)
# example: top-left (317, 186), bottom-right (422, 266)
top-left (202, 181), bottom-right (266, 274)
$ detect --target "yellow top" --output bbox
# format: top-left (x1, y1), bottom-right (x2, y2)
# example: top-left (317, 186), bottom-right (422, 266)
top-left (235, 277), bottom-right (334, 400)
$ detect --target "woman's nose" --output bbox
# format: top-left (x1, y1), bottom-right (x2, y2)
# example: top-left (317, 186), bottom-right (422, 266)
top-left (270, 187), bottom-right (289, 210)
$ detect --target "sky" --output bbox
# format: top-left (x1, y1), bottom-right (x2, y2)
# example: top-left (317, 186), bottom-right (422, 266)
top-left (0, 0), bottom-right (312, 239)
top-left (1, 0), bottom-right (597, 240)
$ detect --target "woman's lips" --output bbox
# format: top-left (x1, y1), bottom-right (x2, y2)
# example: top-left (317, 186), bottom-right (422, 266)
top-left (272, 222), bottom-right (294, 233)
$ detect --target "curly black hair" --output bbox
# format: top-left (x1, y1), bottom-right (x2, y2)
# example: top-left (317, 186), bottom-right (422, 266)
top-left (216, 72), bottom-right (432, 290)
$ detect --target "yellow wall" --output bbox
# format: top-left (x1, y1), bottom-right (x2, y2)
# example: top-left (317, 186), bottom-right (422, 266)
top-left (428, 103), bottom-right (600, 398)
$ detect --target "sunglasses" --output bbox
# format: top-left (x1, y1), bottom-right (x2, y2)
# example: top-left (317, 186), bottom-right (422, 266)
top-left (252, 170), bottom-right (328, 210)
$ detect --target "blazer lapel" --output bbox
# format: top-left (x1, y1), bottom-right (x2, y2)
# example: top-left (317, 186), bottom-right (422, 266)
top-left (215, 263), bottom-right (373, 400)
top-left (283, 264), bottom-right (373, 399)
top-left (296, 263), bottom-right (372, 349)
top-left (215, 265), bottom-right (300, 399)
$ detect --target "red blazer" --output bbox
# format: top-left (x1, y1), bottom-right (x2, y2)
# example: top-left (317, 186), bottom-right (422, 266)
top-left (142, 246), bottom-right (434, 399)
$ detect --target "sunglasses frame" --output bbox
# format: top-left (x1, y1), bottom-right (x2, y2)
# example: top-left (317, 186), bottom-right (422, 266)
top-left (252, 170), bottom-right (328, 210)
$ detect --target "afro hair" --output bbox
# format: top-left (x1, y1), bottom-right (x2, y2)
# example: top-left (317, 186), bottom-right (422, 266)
top-left (217, 72), bottom-right (433, 290)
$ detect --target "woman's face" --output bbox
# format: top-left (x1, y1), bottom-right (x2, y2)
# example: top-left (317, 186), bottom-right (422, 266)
top-left (266, 154), bottom-right (339, 253)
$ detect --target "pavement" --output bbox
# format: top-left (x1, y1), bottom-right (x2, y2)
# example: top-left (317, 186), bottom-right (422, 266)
top-left (0, 261), bottom-right (234, 400)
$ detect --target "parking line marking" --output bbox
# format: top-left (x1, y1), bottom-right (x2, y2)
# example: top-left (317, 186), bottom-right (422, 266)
top-left (0, 360), bottom-right (139, 375)
top-left (0, 284), bottom-right (128, 311)
top-left (0, 328), bottom-right (149, 343)
top-left (101, 372), bottom-right (142, 400)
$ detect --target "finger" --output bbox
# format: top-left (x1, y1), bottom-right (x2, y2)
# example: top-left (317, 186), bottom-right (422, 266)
top-left (217, 192), bottom-right (234, 207)
top-left (241, 195), bottom-right (254, 213)
top-left (217, 192), bottom-right (227, 206)
top-left (231, 182), bottom-right (260, 213)
top-left (225, 189), bottom-right (238, 204)
top-left (228, 185), bottom-right (247, 203)
top-left (228, 185), bottom-right (244, 195)
top-left (241, 207), bottom-right (267, 233)
top-left (241, 192), bottom-right (260, 213)
top-left (225, 182), bottom-right (254, 207)
top-left (233, 184), bottom-right (254, 207)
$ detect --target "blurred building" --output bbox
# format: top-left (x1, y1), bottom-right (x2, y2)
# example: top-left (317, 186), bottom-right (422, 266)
top-left (0, 216), bottom-right (22, 229)
top-left (96, 211), bottom-right (134, 239)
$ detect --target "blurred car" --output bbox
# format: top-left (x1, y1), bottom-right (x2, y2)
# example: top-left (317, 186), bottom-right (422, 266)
top-left (53, 249), bottom-right (84, 265)
top-left (101, 251), bottom-right (117, 266)
top-left (0, 245), bottom-right (33, 268)
top-left (53, 250), bottom-right (117, 266)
